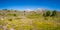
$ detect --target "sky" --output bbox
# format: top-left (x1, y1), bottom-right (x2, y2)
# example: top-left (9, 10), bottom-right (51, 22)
top-left (0, 0), bottom-right (60, 11)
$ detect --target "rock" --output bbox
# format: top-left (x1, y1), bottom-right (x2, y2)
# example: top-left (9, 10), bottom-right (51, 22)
top-left (10, 28), bottom-right (14, 30)
top-left (3, 26), bottom-right (7, 30)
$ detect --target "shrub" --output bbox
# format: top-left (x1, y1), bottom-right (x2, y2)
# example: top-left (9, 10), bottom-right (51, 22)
top-left (46, 11), bottom-right (51, 16)
top-left (43, 10), bottom-right (51, 17)
top-left (51, 10), bottom-right (57, 16)
top-left (43, 13), bottom-right (46, 17)
top-left (44, 17), bottom-right (48, 20)
top-left (13, 14), bottom-right (16, 16)
top-left (9, 19), bottom-right (12, 21)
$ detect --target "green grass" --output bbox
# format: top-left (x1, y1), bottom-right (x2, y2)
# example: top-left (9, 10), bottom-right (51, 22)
top-left (32, 20), bottom-right (60, 30)
top-left (26, 13), bottom-right (42, 19)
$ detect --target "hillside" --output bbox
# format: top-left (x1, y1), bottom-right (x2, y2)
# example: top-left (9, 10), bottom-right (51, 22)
top-left (0, 10), bottom-right (60, 30)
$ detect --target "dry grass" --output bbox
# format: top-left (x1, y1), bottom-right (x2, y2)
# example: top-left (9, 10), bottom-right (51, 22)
top-left (0, 10), bottom-right (60, 30)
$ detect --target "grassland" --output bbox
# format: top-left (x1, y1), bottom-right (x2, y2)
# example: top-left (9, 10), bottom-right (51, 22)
top-left (0, 10), bottom-right (60, 30)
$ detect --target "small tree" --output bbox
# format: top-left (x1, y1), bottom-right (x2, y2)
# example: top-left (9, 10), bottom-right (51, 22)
top-left (24, 11), bottom-right (25, 15)
top-left (45, 11), bottom-right (51, 16)
top-left (51, 10), bottom-right (57, 16)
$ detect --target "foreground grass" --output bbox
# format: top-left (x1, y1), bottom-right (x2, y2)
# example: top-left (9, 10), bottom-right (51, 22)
top-left (32, 20), bottom-right (60, 30)
top-left (0, 19), bottom-right (60, 30)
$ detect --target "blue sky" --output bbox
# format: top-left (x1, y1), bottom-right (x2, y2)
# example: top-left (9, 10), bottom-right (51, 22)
top-left (0, 0), bottom-right (60, 11)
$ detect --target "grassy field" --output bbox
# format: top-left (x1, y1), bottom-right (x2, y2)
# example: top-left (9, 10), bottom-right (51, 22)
top-left (0, 10), bottom-right (60, 30)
